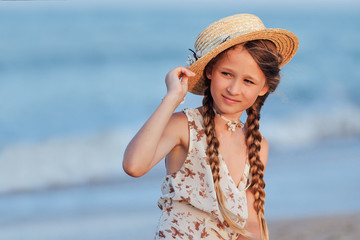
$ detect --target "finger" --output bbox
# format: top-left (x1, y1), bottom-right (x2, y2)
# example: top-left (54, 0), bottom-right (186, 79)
top-left (178, 68), bottom-right (195, 79)
top-left (180, 76), bottom-right (189, 91)
top-left (181, 75), bottom-right (189, 85)
top-left (184, 66), bottom-right (196, 73)
top-left (181, 67), bottom-right (196, 76)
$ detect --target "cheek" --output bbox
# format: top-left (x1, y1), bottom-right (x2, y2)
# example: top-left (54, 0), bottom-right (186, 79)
top-left (243, 89), bottom-right (261, 105)
top-left (210, 78), bottom-right (224, 97)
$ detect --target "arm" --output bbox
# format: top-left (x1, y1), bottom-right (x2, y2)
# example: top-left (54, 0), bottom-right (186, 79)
top-left (259, 136), bottom-right (269, 171)
top-left (245, 136), bottom-right (269, 239)
top-left (123, 67), bottom-right (195, 177)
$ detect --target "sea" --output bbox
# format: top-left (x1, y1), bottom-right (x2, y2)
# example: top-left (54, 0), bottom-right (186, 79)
top-left (0, 1), bottom-right (359, 239)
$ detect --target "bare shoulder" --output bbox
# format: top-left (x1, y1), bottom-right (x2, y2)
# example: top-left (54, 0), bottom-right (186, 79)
top-left (170, 111), bottom-right (187, 122)
top-left (259, 135), bottom-right (269, 169)
top-left (168, 111), bottom-right (187, 129)
top-left (165, 111), bottom-right (189, 147)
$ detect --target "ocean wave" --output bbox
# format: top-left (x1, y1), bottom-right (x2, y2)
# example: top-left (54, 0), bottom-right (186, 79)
top-left (1, 102), bottom-right (359, 194)
top-left (0, 102), bottom-right (360, 193)
top-left (0, 129), bottom-right (135, 194)
top-left (262, 102), bottom-right (360, 147)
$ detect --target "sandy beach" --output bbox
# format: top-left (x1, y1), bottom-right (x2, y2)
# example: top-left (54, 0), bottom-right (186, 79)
top-left (269, 213), bottom-right (360, 240)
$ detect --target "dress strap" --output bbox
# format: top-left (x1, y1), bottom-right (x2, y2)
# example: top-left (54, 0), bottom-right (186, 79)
top-left (182, 108), bottom-right (205, 131)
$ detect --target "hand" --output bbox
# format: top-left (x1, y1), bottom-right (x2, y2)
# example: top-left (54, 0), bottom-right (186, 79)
top-left (165, 67), bottom-right (195, 104)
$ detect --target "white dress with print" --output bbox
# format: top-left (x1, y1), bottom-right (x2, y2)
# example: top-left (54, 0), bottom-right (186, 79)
top-left (155, 108), bottom-right (250, 239)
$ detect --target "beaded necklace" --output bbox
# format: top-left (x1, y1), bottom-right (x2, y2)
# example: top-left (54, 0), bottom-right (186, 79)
top-left (213, 108), bottom-right (244, 132)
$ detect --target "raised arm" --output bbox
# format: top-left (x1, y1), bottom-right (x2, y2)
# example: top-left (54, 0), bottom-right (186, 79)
top-left (123, 67), bottom-right (195, 177)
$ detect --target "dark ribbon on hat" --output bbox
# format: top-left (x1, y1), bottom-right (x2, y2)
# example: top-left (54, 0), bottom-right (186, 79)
top-left (189, 49), bottom-right (198, 61)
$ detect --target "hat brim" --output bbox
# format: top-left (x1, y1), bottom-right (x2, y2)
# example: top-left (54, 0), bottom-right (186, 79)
top-left (187, 28), bottom-right (299, 95)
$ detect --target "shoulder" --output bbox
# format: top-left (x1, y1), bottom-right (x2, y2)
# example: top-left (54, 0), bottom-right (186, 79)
top-left (167, 108), bottom-right (203, 145)
top-left (166, 110), bottom-right (188, 132)
top-left (169, 110), bottom-right (188, 127)
top-left (166, 110), bottom-right (189, 146)
top-left (170, 107), bottom-right (201, 125)
top-left (259, 135), bottom-right (269, 169)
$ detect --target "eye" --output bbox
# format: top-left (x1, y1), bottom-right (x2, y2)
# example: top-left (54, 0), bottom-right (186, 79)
top-left (221, 72), bottom-right (231, 77)
top-left (244, 79), bottom-right (254, 84)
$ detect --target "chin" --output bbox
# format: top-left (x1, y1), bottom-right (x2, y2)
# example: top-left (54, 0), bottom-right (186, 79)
top-left (214, 102), bottom-right (243, 115)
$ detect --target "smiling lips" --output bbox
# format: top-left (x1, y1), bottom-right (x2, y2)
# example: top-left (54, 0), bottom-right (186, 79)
top-left (222, 95), bottom-right (240, 104)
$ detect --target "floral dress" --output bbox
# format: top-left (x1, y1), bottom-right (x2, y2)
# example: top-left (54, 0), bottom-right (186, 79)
top-left (155, 108), bottom-right (251, 240)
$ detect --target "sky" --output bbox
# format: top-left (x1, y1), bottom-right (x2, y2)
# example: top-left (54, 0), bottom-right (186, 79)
top-left (75, 0), bottom-right (360, 9)
top-left (1, 0), bottom-right (359, 11)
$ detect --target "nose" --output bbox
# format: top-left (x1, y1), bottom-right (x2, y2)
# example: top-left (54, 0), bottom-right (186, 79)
top-left (226, 79), bottom-right (242, 96)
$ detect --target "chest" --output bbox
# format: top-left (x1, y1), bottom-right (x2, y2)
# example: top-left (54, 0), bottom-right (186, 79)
top-left (216, 131), bottom-right (248, 187)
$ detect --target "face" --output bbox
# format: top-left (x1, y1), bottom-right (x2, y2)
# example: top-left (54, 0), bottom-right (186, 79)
top-left (206, 44), bottom-right (268, 117)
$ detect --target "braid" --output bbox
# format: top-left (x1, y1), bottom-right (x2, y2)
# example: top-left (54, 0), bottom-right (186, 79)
top-left (246, 94), bottom-right (269, 240)
top-left (242, 39), bottom-right (282, 240)
top-left (202, 78), bottom-right (252, 238)
top-left (202, 85), bottom-right (221, 185)
top-left (201, 39), bottom-right (281, 240)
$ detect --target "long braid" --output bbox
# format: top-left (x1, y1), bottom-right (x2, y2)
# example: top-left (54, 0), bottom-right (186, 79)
top-left (202, 85), bottom-right (220, 185)
top-left (243, 40), bottom-right (282, 240)
top-left (245, 95), bottom-right (269, 240)
top-left (202, 79), bottom-right (252, 238)
top-left (202, 39), bottom-right (282, 240)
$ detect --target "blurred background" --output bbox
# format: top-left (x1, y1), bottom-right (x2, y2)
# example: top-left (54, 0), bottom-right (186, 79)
top-left (0, 0), bottom-right (359, 239)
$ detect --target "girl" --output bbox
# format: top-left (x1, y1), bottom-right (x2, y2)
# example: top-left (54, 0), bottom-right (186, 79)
top-left (123, 14), bottom-right (298, 240)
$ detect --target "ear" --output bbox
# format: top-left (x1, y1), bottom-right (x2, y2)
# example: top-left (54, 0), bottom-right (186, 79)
top-left (205, 67), bottom-right (212, 80)
top-left (258, 84), bottom-right (269, 96)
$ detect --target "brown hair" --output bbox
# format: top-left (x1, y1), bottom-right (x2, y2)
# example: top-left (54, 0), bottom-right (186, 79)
top-left (202, 40), bottom-right (282, 240)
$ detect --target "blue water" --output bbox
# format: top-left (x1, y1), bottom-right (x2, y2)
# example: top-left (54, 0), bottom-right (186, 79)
top-left (0, 4), bottom-right (359, 147)
top-left (0, 2), bottom-right (359, 239)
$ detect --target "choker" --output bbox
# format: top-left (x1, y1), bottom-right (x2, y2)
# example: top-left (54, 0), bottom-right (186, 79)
top-left (213, 108), bottom-right (244, 132)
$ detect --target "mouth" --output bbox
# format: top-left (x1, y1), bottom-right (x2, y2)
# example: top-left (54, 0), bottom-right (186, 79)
top-left (222, 95), bottom-right (240, 104)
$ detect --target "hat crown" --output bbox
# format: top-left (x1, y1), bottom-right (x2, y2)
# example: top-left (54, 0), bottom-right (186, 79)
top-left (195, 14), bottom-right (266, 53)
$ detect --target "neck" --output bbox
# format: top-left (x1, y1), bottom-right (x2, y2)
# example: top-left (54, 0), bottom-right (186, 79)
top-left (212, 106), bottom-right (244, 122)
top-left (212, 107), bottom-right (244, 132)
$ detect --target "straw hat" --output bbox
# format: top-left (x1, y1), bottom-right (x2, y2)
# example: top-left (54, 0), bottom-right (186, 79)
top-left (186, 14), bottom-right (299, 95)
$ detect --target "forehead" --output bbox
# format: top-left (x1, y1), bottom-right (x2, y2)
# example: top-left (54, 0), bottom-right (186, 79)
top-left (214, 45), bottom-right (265, 79)
top-left (217, 45), bottom-right (252, 65)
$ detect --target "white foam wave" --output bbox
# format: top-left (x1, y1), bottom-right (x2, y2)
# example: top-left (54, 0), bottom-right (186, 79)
top-left (262, 102), bottom-right (360, 147)
top-left (1, 102), bottom-right (359, 194)
top-left (0, 129), bottom-right (135, 194)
